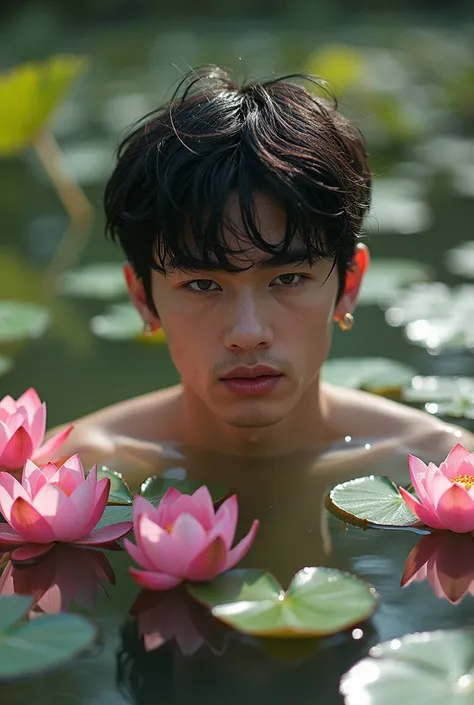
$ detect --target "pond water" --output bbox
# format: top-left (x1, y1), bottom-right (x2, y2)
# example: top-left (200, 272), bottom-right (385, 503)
top-left (1, 11), bottom-right (474, 705)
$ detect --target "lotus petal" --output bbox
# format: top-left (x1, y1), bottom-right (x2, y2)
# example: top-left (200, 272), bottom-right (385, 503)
top-left (223, 519), bottom-right (259, 571)
top-left (129, 567), bottom-right (182, 591)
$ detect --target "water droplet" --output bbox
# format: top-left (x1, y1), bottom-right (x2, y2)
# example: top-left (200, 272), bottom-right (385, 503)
top-left (345, 435), bottom-right (352, 443)
top-left (364, 443), bottom-right (371, 450)
top-left (352, 628), bottom-right (363, 640)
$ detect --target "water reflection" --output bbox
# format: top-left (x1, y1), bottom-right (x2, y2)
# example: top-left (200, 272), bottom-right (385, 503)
top-left (128, 585), bottom-right (229, 656)
top-left (401, 532), bottom-right (474, 604)
top-left (0, 543), bottom-right (116, 614)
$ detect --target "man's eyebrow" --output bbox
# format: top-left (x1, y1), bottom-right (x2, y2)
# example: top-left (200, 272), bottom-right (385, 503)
top-left (167, 249), bottom-right (314, 273)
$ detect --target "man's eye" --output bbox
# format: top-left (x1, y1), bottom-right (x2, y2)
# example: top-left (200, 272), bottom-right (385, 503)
top-left (187, 279), bottom-right (220, 292)
top-left (271, 273), bottom-right (304, 287)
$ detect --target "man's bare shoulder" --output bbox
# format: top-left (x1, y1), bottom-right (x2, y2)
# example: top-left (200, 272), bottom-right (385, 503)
top-left (326, 383), bottom-right (474, 455)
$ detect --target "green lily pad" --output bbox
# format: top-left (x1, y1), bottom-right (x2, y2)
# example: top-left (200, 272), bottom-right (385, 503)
top-left (321, 358), bottom-right (416, 395)
top-left (95, 504), bottom-right (133, 530)
top-left (0, 595), bottom-right (96, 682)
top-left (97, 466), bottom-right (134, 505)
top-left (58, 263), bottom-right (127, 300)
top-left (89, 302), bottom-right (142, 341)
top-left (0, 301), bottom-right (51, 344)
top-left (0, 55), bottom-right (88, 156)
top-left (326, 475), bottom-right (420, 529)
top-left (365, 179), bottom-right (431, 235)
top-left (446, 241), bottom-right (474, 280)
top-left (0, 354), bottom-right (12, 377)
top-left (188, 567), bottom-right (377, 638)
top-left (358, 259), bottom-right (433, 306)
top-left (140, 477), bottom-right (228, 506)
top-left (340, 628), bottom-right (474, 705)
top-left (402, 375), bottom-right (474, 420)
top-left (385, 283), bottom-right (474, 352)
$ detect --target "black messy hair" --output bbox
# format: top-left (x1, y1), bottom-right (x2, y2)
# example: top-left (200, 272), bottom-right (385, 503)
top-left (104, 65), bottom-right (371, 312)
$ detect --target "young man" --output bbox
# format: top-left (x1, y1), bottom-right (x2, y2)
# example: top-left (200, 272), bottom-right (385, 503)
top-left (56, 67), bottom-right (471, 580)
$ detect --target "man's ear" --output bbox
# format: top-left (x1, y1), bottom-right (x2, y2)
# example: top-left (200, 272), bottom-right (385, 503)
top-left (123, 263), bottom-right (161, 332)
top-left (333, 243), bottom-right (370, 321)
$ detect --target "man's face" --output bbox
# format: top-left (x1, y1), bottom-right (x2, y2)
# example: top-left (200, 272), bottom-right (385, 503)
top-left (132, 194), bottom-right (365, 430)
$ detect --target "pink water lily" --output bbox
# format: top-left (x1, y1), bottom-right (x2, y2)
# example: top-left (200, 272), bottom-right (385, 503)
top-left (399, 443), bottom-right (474, 533)
top-left (0, 388), bottom-right (73, 471)
top-left (125, 486), bottom-right (259, 591)
top-left (0, 455), bottom-right (133, 559)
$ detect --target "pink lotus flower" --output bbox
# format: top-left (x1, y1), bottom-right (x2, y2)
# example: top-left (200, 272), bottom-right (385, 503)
top-left (401, 532), bottom-right (474, 604)
top-left (125, 487), bottom-right (259, 591)
top-left (130, 586), bottom-right (228, 656)
top-left (0, 454), bottom-right (133, 559)
top-left (399, 443), bottom-right (474, 532)
top-left (0, 388), bottom-right (73, 471)
top-left (0, 543), bottom-right (116, 613)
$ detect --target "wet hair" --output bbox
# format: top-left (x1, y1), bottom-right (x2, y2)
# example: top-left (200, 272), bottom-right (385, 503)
top-left (104, 65), bottom-right (371, 313)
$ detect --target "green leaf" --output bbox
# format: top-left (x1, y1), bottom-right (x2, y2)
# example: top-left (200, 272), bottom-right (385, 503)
top-left (90, 301), bottom-right (165, 343)
top-left (0, 604), bottom-right (96, 682)
top-left (326, 475), bottom-right (420, 528)
top-left (0, 301), bottom-right (51, 344)
top-left (97, 466), bottom-right (134, 505)
top-left (365, 179), bottom-right (431, 235)
top-left (140, 477), bottom-right (228, 506)
top-left (0, 354), bottom-right (12, 377)
top-left (95, 504), bottom-right (133, 530)
top-left (306, 44), bottom-right (365, 94)
top-left (358, 259), bottom-right (433, 306)
top-left (0, 55), bottom-right (88, 156)
top-left (0, 595), bottom-right (32, 631)
top-left (321, 358), bottom-right (416, 396)
top-left (446, 241), bottom-right (474, 279)
top-left (402, 375), bottom-right (474, 420)
top-left (188, 567), bottom-right (377, 638)
top-left (340, 628), bottom-right (474, 705)
top-left (58, 262), bottom-right (127, 300)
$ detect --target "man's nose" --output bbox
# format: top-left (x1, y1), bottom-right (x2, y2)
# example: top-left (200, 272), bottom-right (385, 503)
top-left (223, 291), bottom-right (274, 352)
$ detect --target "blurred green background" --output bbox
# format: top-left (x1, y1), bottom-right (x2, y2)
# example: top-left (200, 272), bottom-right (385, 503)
top-left (0, 0), bottom-right (473, 427)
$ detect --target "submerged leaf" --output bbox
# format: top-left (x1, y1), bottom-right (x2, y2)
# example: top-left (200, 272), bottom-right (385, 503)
top-left (188, 567), bottom-right (377, 638)
top-left (340, 628), bottom-right (474, 705)
top-left (326, 475), bottom-right (421, 529)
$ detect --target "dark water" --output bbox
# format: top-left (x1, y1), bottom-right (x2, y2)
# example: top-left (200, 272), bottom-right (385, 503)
top-left (1, 12), bottom-right (474, 705)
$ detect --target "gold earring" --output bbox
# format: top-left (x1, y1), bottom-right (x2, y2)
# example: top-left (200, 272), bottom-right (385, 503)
top-left (338, 313), bottom-right (354, 331)
top-left (143, 323), bottom-right (153, 336)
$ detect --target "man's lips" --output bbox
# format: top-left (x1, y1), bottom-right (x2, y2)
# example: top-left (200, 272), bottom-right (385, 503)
top-left (220, 365), bottom-right (282, 380)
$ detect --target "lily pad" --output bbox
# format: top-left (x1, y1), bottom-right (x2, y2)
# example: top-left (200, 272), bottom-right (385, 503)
top-left (321, 358), bottom-right (416, 395)
top-left (0, 354), bottom-right (12, 377)
top-left (97, 466), bottom-right (134, 505)
top-left (0, 301), bottom-right (51, 344)
top-left (365, 179), bottom-right (431, 235)
top-left (446, 241), bottom-right (474, 280)
top-left (187, 567), bottom-right (377, 638)
top-left (326, 475), bottom-right (421, 529)
top-left (95, 504), bottom-right (133, 530)
top-left (402, 375), bottom-right (474, 420)
top-left (340, 628), bottom-right (474, 705)
top-left (358, 259), bottom-right (433, 306)
top-left (0, 55), bottom-right (88, 156)
top-left (140, 477), bottom-right (228, 506)
top-left (385, 283), bottom-right (474, 352)
top-left (0, 595), bottom-right (96, 682)
top-left (58, 263), bottom-right (127, 300)
top-left (90, 302), bottom-right (165, 343)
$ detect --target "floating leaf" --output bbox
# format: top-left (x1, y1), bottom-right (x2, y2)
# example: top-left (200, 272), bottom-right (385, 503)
top-left (0, 595), bottom-right (96, 682)
top-left (306, 44), bottom-right (365, 94)
top-left (140, 477), bottom-right (228, 506)
top-left (358, 259), bottom-right (433, 306)
top-left (385, 283), bottom-right (474, 352)
top-left (322, 358), bottom-right (416, 396)
top-left (188, 567), bottom-right (377, 638)
top-left (58, 262), bottom-right (127, 300)
top-left (446, 241), bottom-right (474, 280)
top-left (402, 375), bottom-right (474, 420)
top-left (0, 55), bottom-right (88, 156)
top-left (90, 302), bottom-right (165, 343)
top-left (95, 505), bottom-right (133, 531)
top-left (0, 300), bottom-right (51, 344)
top-left (97, 466), bottom-right (134, 505)
top-left (0, 354), bottom-right (12, 377)
top-left (326, 476), bottom-right (421, 529)
top-left (340, 628), bottom-right (474, 705)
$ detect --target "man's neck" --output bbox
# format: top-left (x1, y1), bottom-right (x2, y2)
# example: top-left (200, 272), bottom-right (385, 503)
top-left (179, 379), bottom-right (338, 457)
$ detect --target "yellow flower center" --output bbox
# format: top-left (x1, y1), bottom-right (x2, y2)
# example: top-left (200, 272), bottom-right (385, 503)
top-left (450, 474), bottom-right (474, 490)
